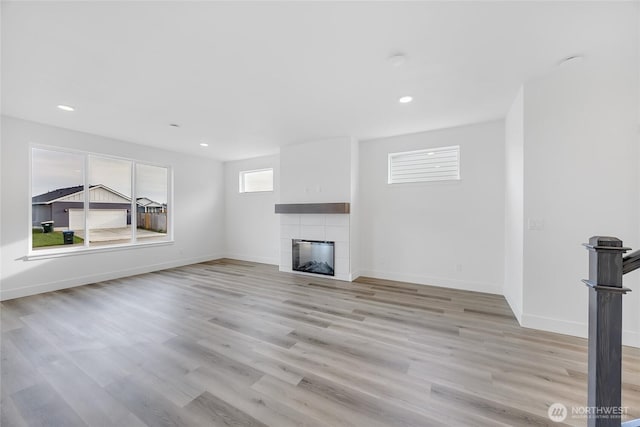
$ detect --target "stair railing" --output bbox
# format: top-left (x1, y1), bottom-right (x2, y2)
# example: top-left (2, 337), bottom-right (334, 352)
top-left (583, 236), bottom-right (638, 427)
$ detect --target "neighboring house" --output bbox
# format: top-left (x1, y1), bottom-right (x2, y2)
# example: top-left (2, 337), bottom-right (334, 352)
top-left (136, 197), bottom-right (166, 213)
top-left (136, 197), bottom-right (168, 233)
top-left (32, 184), bottom-right (132, 230)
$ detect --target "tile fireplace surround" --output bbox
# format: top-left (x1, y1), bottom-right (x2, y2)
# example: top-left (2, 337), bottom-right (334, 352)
top-left (277, 203), bottom-right (352, 281)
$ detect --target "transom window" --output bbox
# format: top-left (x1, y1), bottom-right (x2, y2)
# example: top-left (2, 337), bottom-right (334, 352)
top-left (31, 147), bottom-right (171, 253)
top-left (239, 168), bottom-right (274, 193)
top-left (388, 145), bottom-right (460, 184)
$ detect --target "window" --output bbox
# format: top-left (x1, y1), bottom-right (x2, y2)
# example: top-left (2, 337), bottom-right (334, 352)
top-left (88, 155), bottom-right (133, 246)
top-left (388, 145), bottom-right (460, 184)
top-left (239, 168), bottom-right (273, 193)
top-left (31, 147), bottom-right (171, 253)
top-left (136, 163), bottom-right (169, 243)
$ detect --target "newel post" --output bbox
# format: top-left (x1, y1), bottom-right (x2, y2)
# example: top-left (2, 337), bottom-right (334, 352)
top-left (582, 236), bottom-right (631, 427)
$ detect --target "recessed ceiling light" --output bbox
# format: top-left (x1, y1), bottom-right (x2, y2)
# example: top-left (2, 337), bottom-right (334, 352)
top-left (200, 143), bottom-right (209, 147)
top-left (427, 152), bottom-right (435, 156)
top-left (57, 104), bottom-right (75, 112)
top-left (169, 123), bottom-right (180, 128)
top-left (399, 96), bottom-right (413, 104)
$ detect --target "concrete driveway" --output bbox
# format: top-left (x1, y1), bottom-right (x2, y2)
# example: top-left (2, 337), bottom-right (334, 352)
top-left (74, 226), bottom-right (166, 243)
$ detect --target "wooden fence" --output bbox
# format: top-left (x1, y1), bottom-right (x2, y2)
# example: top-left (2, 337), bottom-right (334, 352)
top-left (137, 212), bottom-right (167, 233)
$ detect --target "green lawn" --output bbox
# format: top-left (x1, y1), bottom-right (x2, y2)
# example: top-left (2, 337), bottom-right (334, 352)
top-left (32, 229), bottom-right (83, 248)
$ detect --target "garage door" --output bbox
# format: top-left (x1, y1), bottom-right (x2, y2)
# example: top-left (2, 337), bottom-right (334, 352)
top-left (69, 209), bottom-right (127, 230)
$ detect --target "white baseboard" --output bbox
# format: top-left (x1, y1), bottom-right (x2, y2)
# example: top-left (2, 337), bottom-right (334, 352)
top-left (358, 269), bottom-right (502, 295)
top-left (223, 253), bottom-right (278, 266)
top-left (521, 313), bottom-right (587, 339)
top-left (625, 331), bottom-right (640, 348)
top-left (503, 293), bottom-right (523, 324)
top-left (349, 270), bottom-right (361, 282)
top-left (522, 313), bottom-right (639, 348)
top-left (0, 253), bottom-right (225, 301)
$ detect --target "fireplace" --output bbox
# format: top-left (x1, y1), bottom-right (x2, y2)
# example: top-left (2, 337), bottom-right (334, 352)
top-left (292, 239), bottom-right (335, 276)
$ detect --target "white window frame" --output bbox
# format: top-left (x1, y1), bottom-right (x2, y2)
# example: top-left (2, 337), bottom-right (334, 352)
top-left (388, 145), bottom-right (460, 184)
top-left (28, 145), bottom-right (173, 259)
top-left (239, 168), bottom-right (274, 193)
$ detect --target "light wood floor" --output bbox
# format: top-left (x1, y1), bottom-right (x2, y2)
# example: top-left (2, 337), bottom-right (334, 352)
top-left (1, 259), bottom-right (638, 426)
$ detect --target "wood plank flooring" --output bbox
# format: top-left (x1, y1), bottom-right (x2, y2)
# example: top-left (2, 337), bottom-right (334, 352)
top-left (1, 259), bottom-right (639, 426)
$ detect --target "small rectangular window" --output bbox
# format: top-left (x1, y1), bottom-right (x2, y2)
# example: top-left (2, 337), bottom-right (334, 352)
top-left (388, 145), bottom-right (460, 184)
top-left (239, 168), bottom-right (274, 193)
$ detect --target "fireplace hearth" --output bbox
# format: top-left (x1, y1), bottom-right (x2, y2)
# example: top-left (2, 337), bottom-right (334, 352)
top-left (292, 239), bottom-right (335, 276)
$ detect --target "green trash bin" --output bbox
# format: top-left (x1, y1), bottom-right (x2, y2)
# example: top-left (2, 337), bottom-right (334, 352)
top-left (62, 230), bottom-right (74, 244)
top-left (41, 221), bottom-right (54, 233)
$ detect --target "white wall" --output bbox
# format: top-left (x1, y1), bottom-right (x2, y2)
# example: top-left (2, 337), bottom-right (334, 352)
top-left (520, 30), bottom-right (639, 346)
top-left (279, 137), bottom-right (353, 203)
top-left (635, 0), bottom-right (640, 349)
top-left (349, 138), bottom-right (360, 279)
top-left (0, 116), bottom-right (225, 300)
top-left (359, 121), bottom-right (505, 294)
top-left (504, 87), bottom-right (524, 321)
top-left (224, 155), bottom-right (279, 264)
top-left (633, 0), bottom-right (640, 349)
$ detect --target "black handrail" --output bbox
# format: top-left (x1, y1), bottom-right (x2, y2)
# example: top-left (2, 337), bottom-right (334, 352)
top-left (622, 249), bottom-right (640, 274)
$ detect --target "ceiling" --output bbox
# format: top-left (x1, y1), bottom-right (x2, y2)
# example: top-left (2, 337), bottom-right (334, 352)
top-left (1, 1), bottom-right (636, 161)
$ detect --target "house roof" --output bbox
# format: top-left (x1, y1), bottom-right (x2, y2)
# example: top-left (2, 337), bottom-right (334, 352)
top-left (32, 185), bottom-right (86, 204)
top-left (32, 184), bottom-right (132, 205)
top-left (136, 197), bottom-right (163, 208)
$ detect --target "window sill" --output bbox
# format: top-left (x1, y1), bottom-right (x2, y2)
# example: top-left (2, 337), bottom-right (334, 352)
top-left (26, 239), bottom-right (175, 260)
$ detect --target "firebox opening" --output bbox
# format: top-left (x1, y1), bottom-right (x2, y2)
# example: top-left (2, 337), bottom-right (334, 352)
top-left (292, 239), bottom-right (335, 276)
